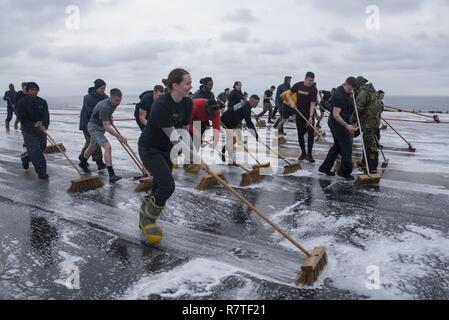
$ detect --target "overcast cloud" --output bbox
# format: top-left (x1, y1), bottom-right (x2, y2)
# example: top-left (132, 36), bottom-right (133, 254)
top-left (0, 0), bottom-right (448, 99)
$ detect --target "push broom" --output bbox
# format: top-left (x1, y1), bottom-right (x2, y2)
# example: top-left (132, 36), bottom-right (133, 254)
top-left (255, 138), bottom-right (302, 175)
top-left (251, 111), bottom-right (288, 146)
top-left (352, 95), bottom-right (381, 187)
top-left (46, 133), bottom-right (104, 193)
top-left (44, 141), bottom-right (66, 154)
top-left (204, 169), bottom-right (327, 285)
top-left (381, 116), bottom-right (416, 152)
top-left (384, 106), bottom-right (440, 123)
top-left (35, 120), bottom-right (65, 154)
top-left (197, 141), bottom-right (264, 189)
top-left (111, 124), bottom-right (153, 193)
top-left (221, 123), bottom-right (271, 170)
top-left (252, 110), bottom-right (287, 146)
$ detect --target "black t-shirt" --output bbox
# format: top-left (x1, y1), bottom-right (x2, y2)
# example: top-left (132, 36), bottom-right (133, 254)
top-left (134, 91), bottom-right (155, 121)
top-left (228, 89), bottom-right (244, 109)
top-left (329, 85), bottom-right (354, 125)
top-left (290, 82), bottom-right (317, 116)
top-left (263, 90), bottom-right (273, 104)
top-left (139, 93), bottom-right (193, 152)
top-left (321, 90), bottom-right (332, 102)
top-left (221, 101), bottom-right (257, 133)
top-left (15, 91), bottom-right (27, 106)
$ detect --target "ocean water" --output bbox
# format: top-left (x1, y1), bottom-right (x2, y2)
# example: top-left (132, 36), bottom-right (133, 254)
top-left (2, 94), bottom-right (449, 113)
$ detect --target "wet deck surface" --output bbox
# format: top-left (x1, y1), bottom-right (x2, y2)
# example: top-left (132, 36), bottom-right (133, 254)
top-left (0, 107), bottom-right (448, 300)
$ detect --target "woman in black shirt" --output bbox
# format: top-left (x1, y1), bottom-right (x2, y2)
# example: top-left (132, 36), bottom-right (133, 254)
top-left (138, 68), bottom-right (208, 244)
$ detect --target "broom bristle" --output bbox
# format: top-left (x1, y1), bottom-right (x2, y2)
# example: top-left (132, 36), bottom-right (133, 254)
top-left (44, 144), bottom-right (66, 154)
top-left (240, 169), bottom-right (263, 187)
top-left (283, 163), bottom-right (301, 175)
top-left (196, 172), bottom-right (227, 190)
top-left (296, 246), bottom-right (327, 286)
top-left (134, 178), bottom-right (153, 193)
top-left (68, 176), bottom-right (104, 193)
top-left (252, 163), bottom-right (271, 170)
top-left (353, 174), bottom-right (381, 187)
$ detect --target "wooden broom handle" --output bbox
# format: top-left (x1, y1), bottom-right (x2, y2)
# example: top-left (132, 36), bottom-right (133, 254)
top-left (46, 133), bottom-right (84, 177)
top-left (203, 141), bottom-right (249, 172)
top-left (206, 169), bottom-right (312, 257)
top-left (254, 137), bottom-right (291, 165)
top-left (220, 123), bottom-right (262, 165)
top-left (111, 124), bottom-right (149, 176)
top-left (384, 106), bottom-right (433, 119)
top-left (293, 108), bottom-right (326, 139)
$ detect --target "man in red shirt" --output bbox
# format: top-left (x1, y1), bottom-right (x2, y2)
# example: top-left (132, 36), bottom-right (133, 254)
top-left (289, 72), bottom-right (318, 163)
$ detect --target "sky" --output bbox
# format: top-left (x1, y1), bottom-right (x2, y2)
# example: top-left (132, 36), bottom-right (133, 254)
top-left (0, 0), bottom-right (448, 99)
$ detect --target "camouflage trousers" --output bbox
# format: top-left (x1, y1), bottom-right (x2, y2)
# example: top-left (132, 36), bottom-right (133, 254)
top-left (362, 129), bottom-right (379, 173)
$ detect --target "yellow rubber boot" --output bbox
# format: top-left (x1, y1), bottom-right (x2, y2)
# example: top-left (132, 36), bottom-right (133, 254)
top-left (139, 196), bottom-right (164, 245)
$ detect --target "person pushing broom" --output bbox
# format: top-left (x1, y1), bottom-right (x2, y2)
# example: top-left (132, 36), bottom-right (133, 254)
top-left (138, 68), bottom-right (209, 245)
top-left (79, 88), bottom-right (127, 183)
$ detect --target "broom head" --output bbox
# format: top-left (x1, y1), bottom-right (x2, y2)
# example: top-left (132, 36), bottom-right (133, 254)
top-left (257, 120), bottom-right (266, 128)
top-left (252, 162), bottom-right (271, 170)
top-left (381, 161), bottom-right (389, 168)
top-left (240, 168), bottom-right (263, 187)
top-left (133, 174), bottom-right (149, 181)
top-left (67, 176), bottom-right (104, 193)
top-left (134, 177), bottom-right (154, 193)
top-left (433, 115), bottom-right (440, 123)
top-left (283, 163), bottom-right (302, 175)
top-left (296, 246), bottom-right (327, 286)
top-left (408, 144), bottom-right (416, 152)
top-left (277, 136), bottom-right (287, 145)
top-left (196, 171), bottom-right (227, 190)
top-left (44, 143), bottom-right (66, 154)
top-left (354, 174), bottom-right (381, 187)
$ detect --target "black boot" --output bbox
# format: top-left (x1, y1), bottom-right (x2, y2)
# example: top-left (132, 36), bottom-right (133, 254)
top-left (298, 152), bottom-right (307, 161)
top-left (79, 156), bottom-right (90, 173)
top-left (306, 153), bottom-right (315, 163)
top-left (96, 159), bottom-right (107, 171)
top-left (79, 154), bottom-right (90, 167)
top-left (107, 166), bottom-right (122, 183)
top-left (21, 153), bottom-right (30, 170)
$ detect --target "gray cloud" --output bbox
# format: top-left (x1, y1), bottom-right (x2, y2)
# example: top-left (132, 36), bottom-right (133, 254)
top-left (0, 0), bottom-right (448, 98)
top-left (220, 27), bottom-right (251, 43)
top-left (224, 8), bottom-right (258, 23)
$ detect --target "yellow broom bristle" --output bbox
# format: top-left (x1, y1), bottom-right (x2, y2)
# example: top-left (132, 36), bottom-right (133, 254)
top-left (196, 172), bottom-right (227, 190)
top-left (68, 176), bottom-right (104, 193)
top-left (296, 247), bottom-right (327, 286)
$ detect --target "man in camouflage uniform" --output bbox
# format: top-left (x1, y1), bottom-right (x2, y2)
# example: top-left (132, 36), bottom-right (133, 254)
top-left (352, 77), bottom-right (382, 174)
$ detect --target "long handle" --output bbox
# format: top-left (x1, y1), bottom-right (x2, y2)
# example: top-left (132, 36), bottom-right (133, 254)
top-left (111, 124), bottom-right (149, 176)
top-left (220, 123), bottom-right (262, 165)
top-left (251, 110), bottom-right (279, 137)
top-left (375, 136), bottom-right (388, 163)
top-left (293, 108), bottom-right (326, 139)
top-left (255, 138), bottom-right (291, 165)
top-left (205, 141), bottom-right (249, 172)
top-left (46, 132), bottom-right (84, 177)
top-left (206, 169), bottom-right (312, 257)
top-left (352, 95), bottom-right (371, 177)
top-left (111, 123), bottom-right (142, 167)
top-left (384, 106), bottom-right (434, 119)
top-left (381, 116), bottom-right (413, 147)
